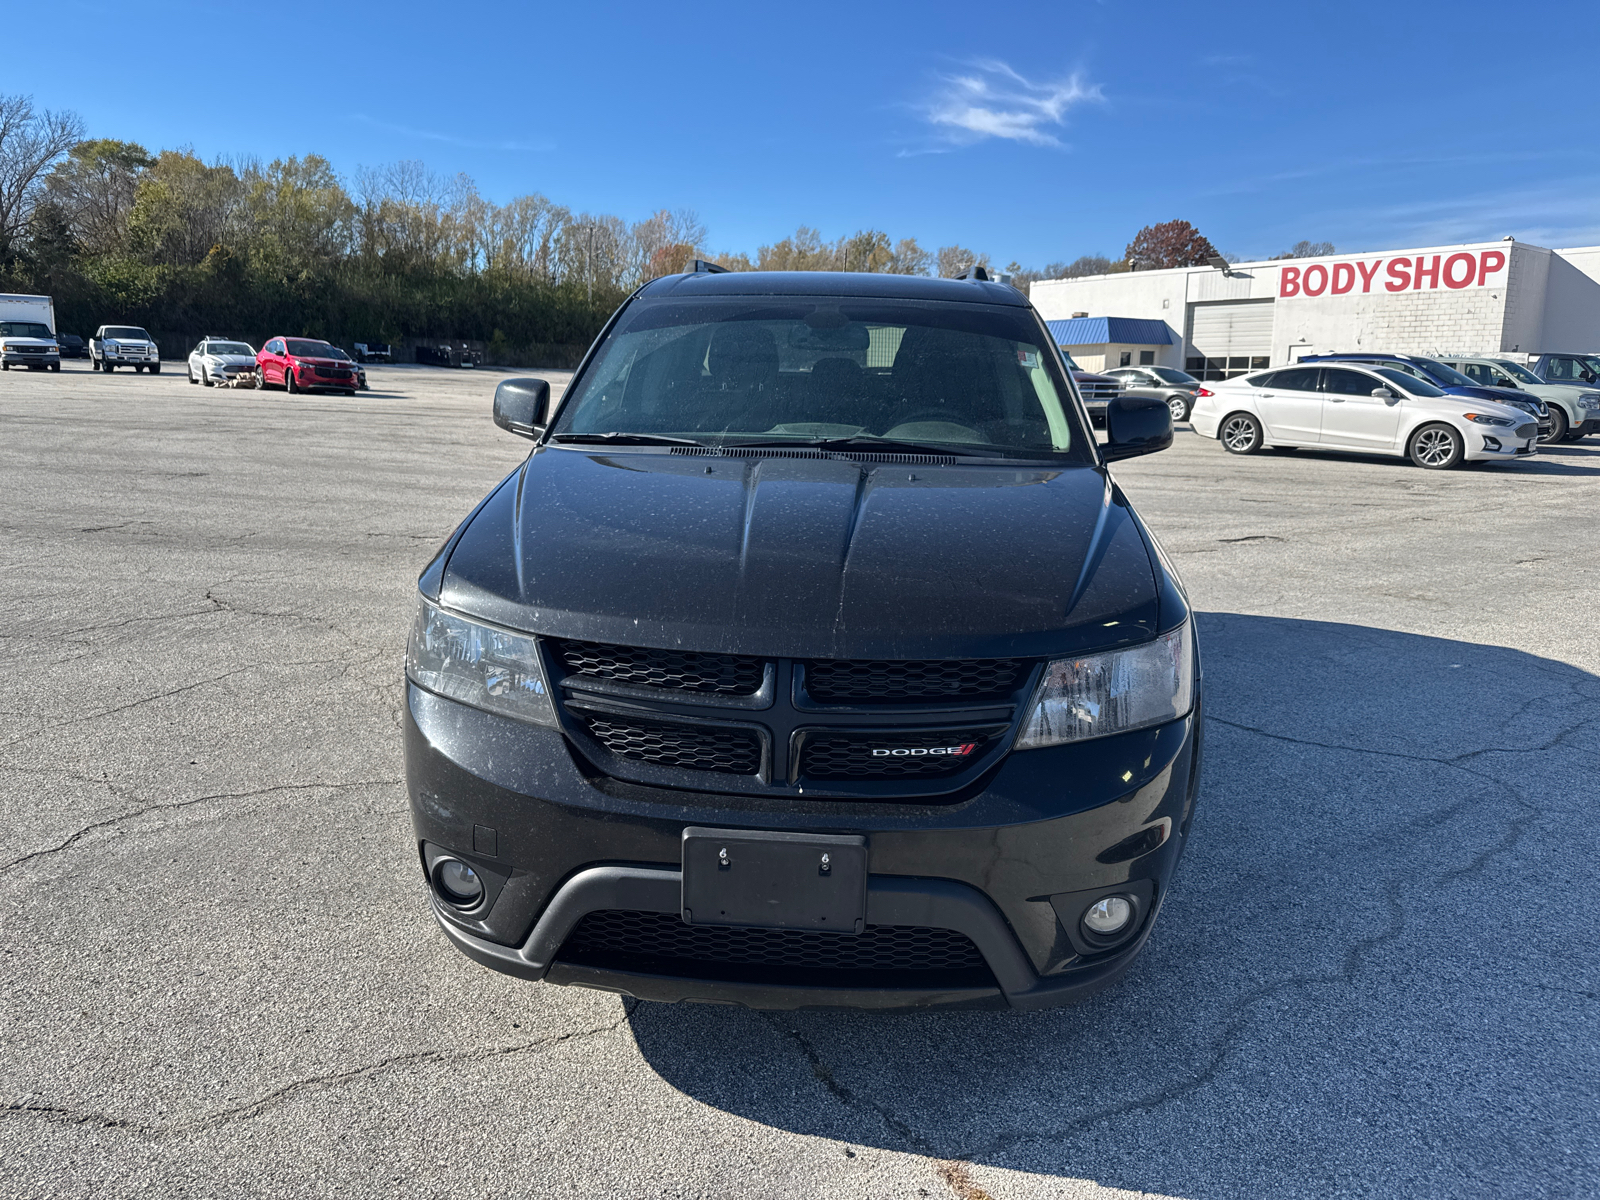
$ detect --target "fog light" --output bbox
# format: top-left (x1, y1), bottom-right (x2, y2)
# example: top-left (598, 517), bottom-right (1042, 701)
top-left (434, 858), bottom-right (484, 907)
top-left (1083, 895), bottom-right (1133, 936)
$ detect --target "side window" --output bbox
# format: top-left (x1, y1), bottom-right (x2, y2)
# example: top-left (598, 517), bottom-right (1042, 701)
top-left (1489, 367), bottom-right (1516, 387)
top-left (1119, 351), bottom-right (1132, 367)
top-left (1323, 368), bottom-right (1378, 396)
top-left (269, 339), bottom-right (283, 354)
top-left (1139, 350), bottom-right (1155, 365)
top-left (1247, 371), bottom-right (1277, 388)
top-left (1270, 367), bottom-right (1321, 391)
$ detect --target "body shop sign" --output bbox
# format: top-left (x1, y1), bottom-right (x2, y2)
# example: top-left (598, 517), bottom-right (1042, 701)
top-left (1279, 250), bottom-right (1506, 298)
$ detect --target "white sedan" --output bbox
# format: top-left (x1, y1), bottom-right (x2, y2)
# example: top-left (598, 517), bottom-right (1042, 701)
top-left (186, 338), bottom-right (258, 387)
top-left (1189, 362), bottom-right (1538, 470)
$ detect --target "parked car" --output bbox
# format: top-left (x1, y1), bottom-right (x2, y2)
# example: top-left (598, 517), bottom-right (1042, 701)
top-left (55, 333), bottom-right (86, 359)
top-left (1300, 353), bottom-right (1552, 439)
top-left (1103, 365), bottom-right (1202, 423)
top-left (256, 337), bottom-right (366, 394)
top-left (1437, 356), bottom-right (1600, 442)
top-left (89, 325), bottom-right (160, 373)
top-left (1527, 352), bottom-right (1600, 386)
top-left (1058, 352), bottom-right (1123, 427)
top-left (405, 268), bottom-right (1192, 1012)
top-left (186, 338), bottom-right (259, 387)
top-left (0, 320), bottom-right (60, 372)
top-left (1190, 362), bottom-right (1537, 469)
top-left (416, 342), bottom-right (483, 369)
top-left (0, 293), bottom-right (61, 372)
top-left (353, 341), bottom-right (392, 363)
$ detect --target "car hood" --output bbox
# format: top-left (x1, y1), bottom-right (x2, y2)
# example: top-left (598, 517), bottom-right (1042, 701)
top-left (4, 337), bottom-right (57, 347)
top-left (438, 448), bottom-right (1162, 660)
top-left (1073, 371), bottom-right (1119, 384)
top-left (1442, 384), bottom-right (1543, 407)
top-left (284, 356), bottom-right (351, 367)
top-left (205, 353), bottom-right (256, 365)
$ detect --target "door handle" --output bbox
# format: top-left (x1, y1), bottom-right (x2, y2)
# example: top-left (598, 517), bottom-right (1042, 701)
top-left (1259, 391), bottom-right (1274, 397)
top-left (1329, 397), bottom-right (1345, 402)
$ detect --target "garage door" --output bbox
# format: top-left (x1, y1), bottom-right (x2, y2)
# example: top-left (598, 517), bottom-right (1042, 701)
top-left (1186, 299), bottom-right (1274, 380)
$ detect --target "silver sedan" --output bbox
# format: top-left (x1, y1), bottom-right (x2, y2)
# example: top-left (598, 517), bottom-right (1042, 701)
top-left (186, 338), bottom-right (258, 387)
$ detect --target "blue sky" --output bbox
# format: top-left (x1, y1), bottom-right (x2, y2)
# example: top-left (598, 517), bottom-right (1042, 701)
top-left (24, 0), bottom-right (1600, 265)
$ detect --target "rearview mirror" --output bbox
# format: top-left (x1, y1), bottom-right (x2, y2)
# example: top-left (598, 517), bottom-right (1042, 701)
top-left (1101, 393), bottom-right (1173, 461)
top-left (493, 377), bottom-right (551, 439)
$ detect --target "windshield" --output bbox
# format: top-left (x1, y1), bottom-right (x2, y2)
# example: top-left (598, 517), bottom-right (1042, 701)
top-left (286, 339), bottom-right (335, 357)
top-left (1493, 360), bottom-right (1544, 384)
top-left (206, 341), bottom-right (254, 356)
top-left (551, 297), bottom-right (1090, 459)
top-left (1149, 367), bottom-right (1198, 385)
top-left (1410, 358), bottom-right (1476, 387)
top-left (0, 322), bottom-right (52, 338)
top-left (1374, 368), bottom-right (1445, 397)
top-left (104, 327), bottom-right (149, 340)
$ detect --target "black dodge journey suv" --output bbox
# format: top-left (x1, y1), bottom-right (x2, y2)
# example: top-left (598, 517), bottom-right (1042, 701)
top-left (404, 265), bottom-right (1200, 1010)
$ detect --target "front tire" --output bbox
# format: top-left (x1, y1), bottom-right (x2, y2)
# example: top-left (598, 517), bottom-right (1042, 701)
top-left (285, 370), bottom-right (298, 395)
top-left (188, 366), bottom-right (198, 384)
top-left (1408, 422), bottom-right (1464, 470)
top-left (104, 363), bottom-right (115, 372)
top-left (1541, 406), bottom-right (1568, 443)
top-left (149, 362), bottom-right (161, 375)
top-left (1219, 412), bottom-right (1264, 454)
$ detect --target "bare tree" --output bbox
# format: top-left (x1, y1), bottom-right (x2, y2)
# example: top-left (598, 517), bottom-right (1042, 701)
top-left (1269, 240), bottom-right (1336, 260)
top-left (0, 94), bottom-right (85, 258)
top-left (935, 244), bottom-right (990, 277)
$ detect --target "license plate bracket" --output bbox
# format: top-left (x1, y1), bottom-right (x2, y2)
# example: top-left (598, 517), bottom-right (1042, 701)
top-left (681, 827), bottom-right (867, 933)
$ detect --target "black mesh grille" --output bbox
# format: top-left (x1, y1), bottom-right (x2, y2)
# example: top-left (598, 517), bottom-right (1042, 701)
top-left (799, 730), bottom-right (992, 779)
top-left (552, 639), bottom-right (763, 695)
top-left (558, 909), bottom-right (991, 986)
top-left (583, 715), bottom-right (760, 775)
top-left (804, 658), bottom-right (1025, 704)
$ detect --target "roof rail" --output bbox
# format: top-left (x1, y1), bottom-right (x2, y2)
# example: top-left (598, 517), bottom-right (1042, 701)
top-left (687, 259), bottom-right (729, 275)
top-left (954, 266), bottom-right (991, 282)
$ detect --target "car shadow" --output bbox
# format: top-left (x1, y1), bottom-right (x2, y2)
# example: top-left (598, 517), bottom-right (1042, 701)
top-left (622, 613), bottom-right (1599, 1197)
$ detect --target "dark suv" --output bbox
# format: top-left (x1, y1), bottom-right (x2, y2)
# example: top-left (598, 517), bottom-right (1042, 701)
top-left (404, 268), bottom-right (1197, 1011)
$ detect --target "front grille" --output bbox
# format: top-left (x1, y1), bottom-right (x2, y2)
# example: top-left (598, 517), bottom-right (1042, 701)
top-left (553, 639), bottom-right (763, 695)
top-left (804, 658), bottom-right (1024, 704)
top-left (314, 366), bottom-right (352, 378)
top-left (557, 909), bottom-right (992, 986)
top-left (799, 730), bottom-right (993, 780)
top-left (1514, 423), bottom-right (1536, 440)
top-left (1078, 380), bottom-right (1121, 403)
top-left (583, 714), bottom-right (760, 775)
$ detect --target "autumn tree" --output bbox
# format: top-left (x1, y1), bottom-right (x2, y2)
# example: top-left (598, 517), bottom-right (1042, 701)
top-left (1123, 220), bottom-right (1218, 269)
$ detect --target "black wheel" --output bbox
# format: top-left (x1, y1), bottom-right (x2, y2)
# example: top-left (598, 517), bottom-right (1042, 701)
top-left (188, 366), bottom-right (198, 384)
top-left (1541, 405), bottom-right (1568, 443)
top-left (1167, 394), bottom-right (1191, 423)
top-left (1219, 412), bottom-right (1264, 454)
top-left (1, 363), bottom-right (8, 372)
top-left (1408, 422), bottom-right (1464, 469)
top-left (50, 362), bottom-right (60, 372)
top-left (253, 371), bottom-right (264, 390)
top-left (285, 370), bottom-right (298, 395)
top-left (150, 362), bottom-right (160, 375)
top-left (104, 363), bottom-right (115, 372)
top-left (91, 357), bottom-right (100, 371)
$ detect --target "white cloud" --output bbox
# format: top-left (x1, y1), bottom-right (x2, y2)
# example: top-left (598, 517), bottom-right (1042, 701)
top-left (921, 60), bottom-right (1102, 149)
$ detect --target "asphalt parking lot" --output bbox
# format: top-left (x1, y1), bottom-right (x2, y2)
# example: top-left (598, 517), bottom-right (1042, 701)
top-left (2, 359), bottom-right (1597, 1199)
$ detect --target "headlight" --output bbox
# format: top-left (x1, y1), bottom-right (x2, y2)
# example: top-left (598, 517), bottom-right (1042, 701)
top-left (405, 597), bottom-right (558, 727)
top-left (1580, 394), bottom-right (1600, 409)
top-left (1463, 413), bottom-right (1515, 426)
top-left (1015, 622), bottom-right (1194, 750)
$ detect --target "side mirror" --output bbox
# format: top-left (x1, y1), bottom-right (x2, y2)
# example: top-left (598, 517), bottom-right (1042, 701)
top-left (1102, 393), bottom-right (1173, 461)
top-left (1371, 387), bottom-right (1396, 400)
top-left (493, 377), bottom-right (551, 439)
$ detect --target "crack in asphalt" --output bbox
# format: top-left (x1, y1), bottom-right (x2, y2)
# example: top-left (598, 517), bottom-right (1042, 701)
top-left (0, 779), bottom-right (402, 875)
top-left (0, 1002), bottom-right (637, 1136)
top-left (0, 668), bottom-right (259, 751)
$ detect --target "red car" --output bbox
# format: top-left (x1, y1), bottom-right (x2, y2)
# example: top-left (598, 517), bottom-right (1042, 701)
top-left (256, 337), bottom-right (368, 395)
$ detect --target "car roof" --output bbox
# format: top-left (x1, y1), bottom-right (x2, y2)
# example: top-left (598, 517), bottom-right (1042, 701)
top-left (637, 270), bottom-right (1031, 307)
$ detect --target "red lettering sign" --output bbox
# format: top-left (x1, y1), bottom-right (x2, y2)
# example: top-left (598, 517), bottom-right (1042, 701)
top-left (1303, 264), bottom-right (1328, 296)
top-left (1331, 263), bottom-right (1355, 295)
top-left (1386, 258), bottom-right (1412, 292)
top-left (1443, 253), bottom-right (1476, 289)
top-left (1279, 266), bottom-right (1301, 297)
top-left (1413, 255), bottom-right (1440, 289)
top-left (1478, 249), bottom-right (1506, 285)
top-left (1357, 260), bottom-right (1382, 292)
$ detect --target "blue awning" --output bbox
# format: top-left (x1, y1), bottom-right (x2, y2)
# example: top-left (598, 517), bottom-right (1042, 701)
top-left (1045, 317), bottom-right (1173, 347)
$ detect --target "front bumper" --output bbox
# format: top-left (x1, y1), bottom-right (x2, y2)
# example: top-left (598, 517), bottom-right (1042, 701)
top-left (2, 350), bottom-right (60, 367)
top-left (405, 681), bottom-right (1201, 1011)
top-left (1466, 427), bottom-right (1539, 461)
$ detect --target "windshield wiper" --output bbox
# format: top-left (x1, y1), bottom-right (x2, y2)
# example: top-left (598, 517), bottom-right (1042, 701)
top-left (551, 432), bottom-right (708, 447)
top-left (724, 436), bottom-right (1007, 457)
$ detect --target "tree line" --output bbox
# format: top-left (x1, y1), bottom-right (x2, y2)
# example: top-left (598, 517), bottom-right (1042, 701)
top-left (0, 94), bottom-right (1331, 364)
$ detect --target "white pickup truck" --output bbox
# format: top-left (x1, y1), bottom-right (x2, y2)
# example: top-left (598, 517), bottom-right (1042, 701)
top-left (89, 325), bottom-right (162, 373)
top-left (0, 292), bottom-right (61, 372)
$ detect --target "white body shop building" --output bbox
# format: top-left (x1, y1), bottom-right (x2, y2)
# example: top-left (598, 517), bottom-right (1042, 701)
top-left (1030, 240), bottom-right (1600, 380)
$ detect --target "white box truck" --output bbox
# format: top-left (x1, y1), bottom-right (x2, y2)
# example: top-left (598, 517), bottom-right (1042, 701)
top-left (0, 293), bottom-right (60, 372)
